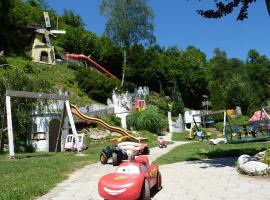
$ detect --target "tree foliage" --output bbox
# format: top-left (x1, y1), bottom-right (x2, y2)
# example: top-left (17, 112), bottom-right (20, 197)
top-left (171, 81), bottom-right (185, 117)
top-left (197, 0), bottom-right (269, 20)
top-left (0, 66), bottom-right (53, 151)
top-left (100, 0), bottom-right (155, 85)
top-left (76, 68), bottom-right (119, 103)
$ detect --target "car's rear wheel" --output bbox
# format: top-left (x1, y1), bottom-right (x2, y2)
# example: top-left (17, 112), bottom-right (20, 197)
top-left (154, 172), bottom-right (162, 191)
top-left (100, 153), bottom-right (108, 164)
top-left (112, 152), bottom-right (119, 166)
top-left (139, 179), bottom-right (150, 200)
top-left (142, 147), bottom-right (150, 155)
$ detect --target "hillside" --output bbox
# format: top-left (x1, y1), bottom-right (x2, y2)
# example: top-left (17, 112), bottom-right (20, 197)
top-left (5, 56), bottom-right (95, 106)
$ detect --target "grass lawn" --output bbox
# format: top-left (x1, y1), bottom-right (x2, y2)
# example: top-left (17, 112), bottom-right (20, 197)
top-left (155, 141), bottom-right (270, 165)
top-left (0, 130), bottom-right (158, 200)
top-left (172, 131), bottom-right (190, 141)
top-left (0, 142), bottom-right (109, 200)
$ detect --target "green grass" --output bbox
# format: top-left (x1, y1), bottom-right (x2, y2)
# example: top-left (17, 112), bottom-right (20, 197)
top-left (172, 131), bottom-right (189, 141)
top-left (6, 56), bottom-right (94, 106)
top-left (136, 130), bottom-right (159, 148)
top-left (0, 142), bottom-right (108, 200)
top-left (0, 130), bottom-right (160, 200)
top-left (155, 141), bottom-right (270, 165)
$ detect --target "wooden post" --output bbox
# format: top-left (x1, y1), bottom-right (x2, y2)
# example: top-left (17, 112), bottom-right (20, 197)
top-left (6, 96), bottom-right (15, 158)
top-left (223, 111), bottom-right (227, 135)
top-left (65, 100), bottom-right (80, 152)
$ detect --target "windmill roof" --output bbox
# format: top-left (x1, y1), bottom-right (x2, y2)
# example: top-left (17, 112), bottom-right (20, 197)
top-left (35, 29), bottom-right (56, 38)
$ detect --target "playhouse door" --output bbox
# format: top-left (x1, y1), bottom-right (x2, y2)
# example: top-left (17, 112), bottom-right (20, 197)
top-left (49, 119), bottom-right (61, 152)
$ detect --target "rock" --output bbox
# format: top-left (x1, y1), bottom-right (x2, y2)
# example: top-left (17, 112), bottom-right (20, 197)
top-left (208, 138), bottom-right (227, 145)
top-left (240, 161), bottom-right (269, 176)
top-left (237, 154), bottom-right (269, 176)
top-left (238, 155), bottom-right (252, 166)
top-left (254, 151), bottom-right (266, 161)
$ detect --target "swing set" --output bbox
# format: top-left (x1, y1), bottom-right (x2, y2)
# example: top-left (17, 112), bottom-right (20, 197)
top-left (0, 90), bottom-right (80, 159)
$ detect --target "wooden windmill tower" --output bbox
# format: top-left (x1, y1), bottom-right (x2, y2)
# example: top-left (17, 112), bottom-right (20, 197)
top-left (31, 12), bottom-right (66, 65)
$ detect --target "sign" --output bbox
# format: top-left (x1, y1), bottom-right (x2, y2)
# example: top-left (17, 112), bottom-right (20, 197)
top-left (43, 12), bottom-right (51, 28)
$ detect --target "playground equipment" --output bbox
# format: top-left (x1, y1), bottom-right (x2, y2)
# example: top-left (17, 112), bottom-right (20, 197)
top-left (190, 110), bottom-right (227, 141)
top-left (134, 98), bottom-right (146, 111)
top-left (226, 108), bottom-right (270, 143)
top-left (1, 90), bottom-right (79, 158)
top-left (64, 134), bottom-right (87, 151)
top-left (159, 137), bottom-right (167, 148)
top-left (70, 104), bottom-right (146, 143)
top-left (65, 53), bottom-right (119, 80)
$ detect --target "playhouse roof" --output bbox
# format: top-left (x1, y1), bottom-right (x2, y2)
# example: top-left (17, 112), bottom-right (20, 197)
top-left (249, 110), bottom-right (269, 122)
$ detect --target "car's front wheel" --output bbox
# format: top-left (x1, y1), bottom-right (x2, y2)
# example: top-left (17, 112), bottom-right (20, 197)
top-left (100, 153), bottom-right (108, 164)
top-left (154, 172), bottom-right (162, 191)
top-left (139, 179), bottom-right (150, 200)
top-left (112, 152), bottom-right (119, 166)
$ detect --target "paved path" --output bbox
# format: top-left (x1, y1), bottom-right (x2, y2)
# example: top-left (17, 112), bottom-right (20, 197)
top-left (38, 139), bottom-right (270, 200)
top-left (38, 141), bottom-right (187, 200)
top-left (153, 157), bottom-right (270, 200)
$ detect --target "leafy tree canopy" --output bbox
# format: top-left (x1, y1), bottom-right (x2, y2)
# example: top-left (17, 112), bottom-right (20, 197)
top-left (197, 0), bottom-right (270, 20)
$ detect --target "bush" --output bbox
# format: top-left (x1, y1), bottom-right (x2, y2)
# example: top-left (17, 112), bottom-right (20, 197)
top-left (99, 115), bottom-right (121, 127)
top-left (127, 105), bottom-right (167, 134)
top-left (77, 68), bottom-right (119, 103)
top-left (145, 94), bottom-right (170, 115)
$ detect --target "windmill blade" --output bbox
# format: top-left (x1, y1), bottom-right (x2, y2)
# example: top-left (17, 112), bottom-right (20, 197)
top-left (50, 30), bottom-right (66, 34)
top-left (44, 31), bottom-right (51, 48)
top-left (43, 12), bottom-right (51, 28)
top-left (266, 0), bottom-right (270, 15)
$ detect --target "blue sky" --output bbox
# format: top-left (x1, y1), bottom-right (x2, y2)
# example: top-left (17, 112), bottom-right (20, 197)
top-left (47, 0), bottom-right (270, 60)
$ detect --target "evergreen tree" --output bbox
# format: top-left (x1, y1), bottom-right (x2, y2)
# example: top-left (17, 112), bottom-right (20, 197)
top-left (171, 80), bottom-right (184, 117)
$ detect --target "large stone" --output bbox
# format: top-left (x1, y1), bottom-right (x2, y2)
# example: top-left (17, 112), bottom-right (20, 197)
top-left (240, 161), bottom-right (269, 176)
top-left (237, 154), bottom-right (269, 176)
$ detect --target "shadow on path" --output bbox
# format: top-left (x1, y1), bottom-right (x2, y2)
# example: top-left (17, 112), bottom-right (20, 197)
top-left (187, 157), bottom-right (237, 169)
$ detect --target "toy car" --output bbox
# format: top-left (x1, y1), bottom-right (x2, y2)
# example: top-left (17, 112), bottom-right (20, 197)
top-left (98, 155), bottom-right (162, 200)
top-left (158, 137), bottom-right (167, 148)
top-left (64, 134), bottom-right (87, 151)
top-left (100, 142), bottom-right (150, 166)
top-left (100, 145), bottom-right (128, 166)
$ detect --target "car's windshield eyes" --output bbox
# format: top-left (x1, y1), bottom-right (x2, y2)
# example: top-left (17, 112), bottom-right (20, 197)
top-left (116, 165), bottom-right (140, 174)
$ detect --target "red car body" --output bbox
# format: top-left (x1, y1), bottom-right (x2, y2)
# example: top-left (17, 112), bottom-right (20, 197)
top-left (98, 155), bottom-right (161, 200)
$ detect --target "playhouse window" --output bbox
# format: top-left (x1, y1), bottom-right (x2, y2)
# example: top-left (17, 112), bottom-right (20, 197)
top-left (31, 132), bottom-right (46, 140)
top-left (40, 51), bottom-right (49, 62)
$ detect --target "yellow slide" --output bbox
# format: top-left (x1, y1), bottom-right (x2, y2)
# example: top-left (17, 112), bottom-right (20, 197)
top-left (70, 104), bottom-right (145, 142)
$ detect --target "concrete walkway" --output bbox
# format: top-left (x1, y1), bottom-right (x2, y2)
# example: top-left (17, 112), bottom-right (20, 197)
top-left (153, 157), bottom-right (270, 200)
top-left (38, 139), bottom-right (270, 200)
top-left (38, 141), bottom-right (187, 200)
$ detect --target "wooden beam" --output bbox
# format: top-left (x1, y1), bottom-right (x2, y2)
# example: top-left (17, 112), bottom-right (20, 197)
top-left (192, 110), bottom-right (225, 117)
top-left (65, 100), bottom-right (80, 152)
top-left (6, 90), bottom-right (69, 101)
top-left (6, 96), bottom-right (15, 158)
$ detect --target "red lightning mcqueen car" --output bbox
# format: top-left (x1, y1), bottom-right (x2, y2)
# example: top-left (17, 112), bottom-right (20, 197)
top-left (98, 155), bottom-right (162, 200)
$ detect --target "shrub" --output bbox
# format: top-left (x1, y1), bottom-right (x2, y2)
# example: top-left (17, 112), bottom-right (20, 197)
top-left (77, 68), bottom-right (119, 103)
top-left (127, 105), bottom-right (167, 134)
top-left (99, 115), bottom-right (121, 127)
top-left (145, 94), bottom-right (170, 115)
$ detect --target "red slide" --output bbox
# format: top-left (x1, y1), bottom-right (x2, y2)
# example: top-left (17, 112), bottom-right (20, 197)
top-left (65, 53), bottom-right (119, 80)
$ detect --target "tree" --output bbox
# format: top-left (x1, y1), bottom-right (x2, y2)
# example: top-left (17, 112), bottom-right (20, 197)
top-left (197, 0), bottom-right (270, 20)
top-left (171, 80), bottom-right (185, 117)
top-left (61, 9), bottom-right (85, 29)
top-left (100, 0), bottom-right (155, 86)
top-left (0, 0), bottom-right (14, 51)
